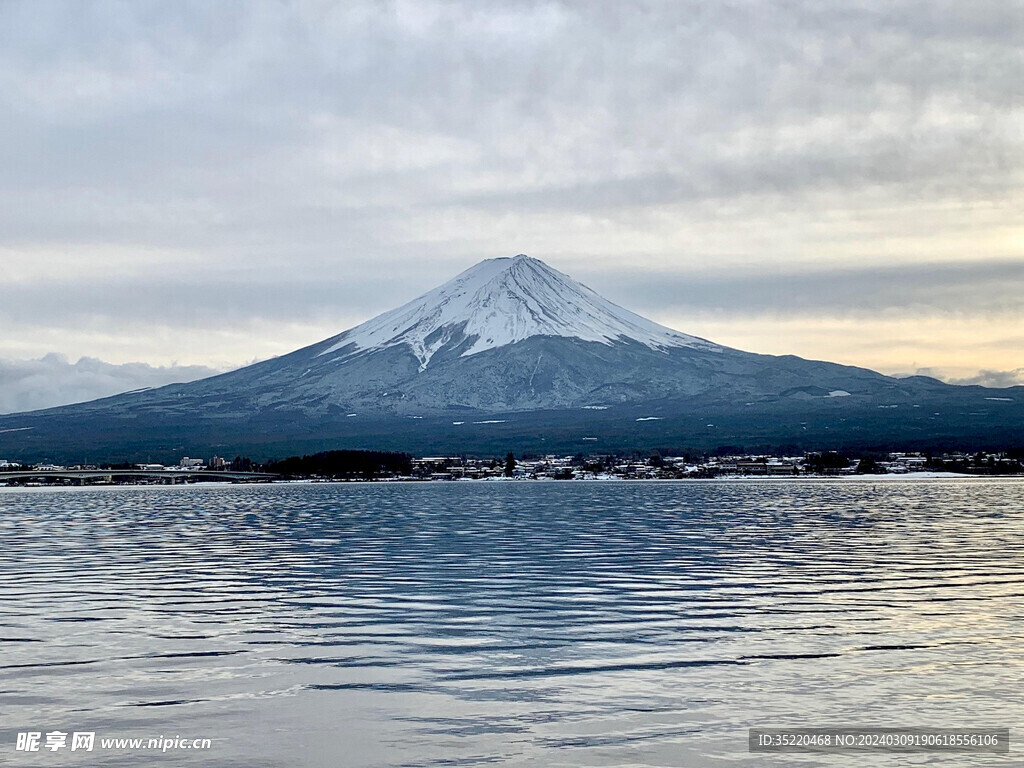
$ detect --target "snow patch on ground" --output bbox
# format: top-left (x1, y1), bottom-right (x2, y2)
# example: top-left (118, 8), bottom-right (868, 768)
top-left (473, 420), bottom-right (506, 424)
top-left (636, 416), bottom-right (662, 422)
top-left (985, 397), bottom-right (1014, 402)
top-left (827, 390), bottom-right (851, 397)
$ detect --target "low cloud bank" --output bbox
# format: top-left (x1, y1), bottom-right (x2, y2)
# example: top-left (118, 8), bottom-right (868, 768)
top-left (900, 367), bottom-right (1024, 389)
top-left (945, 369), bottom-right (1024, 388)
top-left (0, 354), bottom-right (221, 414)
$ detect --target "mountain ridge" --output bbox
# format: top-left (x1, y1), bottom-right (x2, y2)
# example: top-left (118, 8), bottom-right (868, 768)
top-left (0, 255), bottom-right (1021, 461)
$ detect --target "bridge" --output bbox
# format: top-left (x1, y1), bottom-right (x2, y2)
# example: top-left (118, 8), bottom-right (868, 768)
top-left (0, 470), bottom-right (278, 485)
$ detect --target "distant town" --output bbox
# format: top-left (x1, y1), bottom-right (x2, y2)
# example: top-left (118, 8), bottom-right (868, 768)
top-left (1, 448), bottom-right (1022, 486)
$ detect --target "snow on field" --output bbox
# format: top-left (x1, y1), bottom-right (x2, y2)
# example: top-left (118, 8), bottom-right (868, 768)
top-left (636, 416), bottom-right (662, 421)
top-left (827, 390), bottom-right (851, 397)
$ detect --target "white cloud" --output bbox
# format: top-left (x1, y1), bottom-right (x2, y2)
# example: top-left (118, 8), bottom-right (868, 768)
top-left (0, 355), bottom-right (221, 414)
top-left (942, 369), bottom-right (1024, 389)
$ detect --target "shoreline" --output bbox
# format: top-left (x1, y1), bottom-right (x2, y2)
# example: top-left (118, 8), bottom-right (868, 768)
top-left (2, 471), bottom-right (1016, 492)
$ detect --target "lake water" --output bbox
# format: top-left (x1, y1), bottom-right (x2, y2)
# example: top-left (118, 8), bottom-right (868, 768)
top-left (1, 479), bottom-right (1021, 767)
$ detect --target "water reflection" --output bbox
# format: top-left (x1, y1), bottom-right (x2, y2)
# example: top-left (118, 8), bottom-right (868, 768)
top-left (1, 480), bottom-right (1022, 766)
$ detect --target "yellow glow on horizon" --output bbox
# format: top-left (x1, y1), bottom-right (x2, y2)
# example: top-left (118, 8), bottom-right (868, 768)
top-left (660, 313), bottom-right (1024, 382)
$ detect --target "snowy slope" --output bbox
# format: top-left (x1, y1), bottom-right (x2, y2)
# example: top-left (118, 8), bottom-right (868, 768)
top-left (318, 255), bottom-right (717, 369)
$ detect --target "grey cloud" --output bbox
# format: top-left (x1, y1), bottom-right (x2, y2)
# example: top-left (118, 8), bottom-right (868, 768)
top-left (0, 0), bottom-right (1021, 381)
top-left (584, 259), bottom-right (1024, 318)
top-left (0, 1), bottom-right (1020, 250)
top-left (0, 355), bottom-right (221, 415)
top-left (0, 272), bottom-right (431, 331)
top-left (0, 259), bottom-right (1020, 339)
top-left (943, 369), bottom-right (1024, 388)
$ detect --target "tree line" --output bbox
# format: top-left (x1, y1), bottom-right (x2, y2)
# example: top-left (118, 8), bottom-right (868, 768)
top-left (265, 450), bottom-right (413, 479)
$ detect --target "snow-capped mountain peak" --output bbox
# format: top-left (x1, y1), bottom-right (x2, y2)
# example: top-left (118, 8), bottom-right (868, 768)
top-left (318, 255), bottom-right (716, 369)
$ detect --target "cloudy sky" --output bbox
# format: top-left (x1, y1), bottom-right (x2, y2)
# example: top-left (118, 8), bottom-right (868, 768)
top-left (1, 0), bottom-right (1022, 413)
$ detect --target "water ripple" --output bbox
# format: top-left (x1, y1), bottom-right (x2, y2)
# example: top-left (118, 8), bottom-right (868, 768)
top-left (1, 479), bottom-right (1022, 767)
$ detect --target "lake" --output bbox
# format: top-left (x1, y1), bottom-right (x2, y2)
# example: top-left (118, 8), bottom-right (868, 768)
top-left (1, 479), bottom-right (1021, 766)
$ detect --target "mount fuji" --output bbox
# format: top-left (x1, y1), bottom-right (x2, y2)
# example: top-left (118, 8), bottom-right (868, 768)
top-left (1, 255), bottom-right (1021, 460)
top-left (317, 254), bottom-right (717, 370)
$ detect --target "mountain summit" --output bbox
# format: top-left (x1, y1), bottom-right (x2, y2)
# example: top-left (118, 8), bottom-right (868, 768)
top-left (1, 255), bottom-right (1020, 460)
top-left (317, 255), bottom-right (715, 370)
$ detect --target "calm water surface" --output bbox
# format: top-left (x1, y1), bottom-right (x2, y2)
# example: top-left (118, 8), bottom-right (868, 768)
top-left (0, 480), bottom-right (1021, 767)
